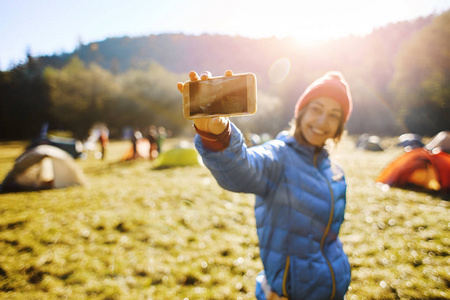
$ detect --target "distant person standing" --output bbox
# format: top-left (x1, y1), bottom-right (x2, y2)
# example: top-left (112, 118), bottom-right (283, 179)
top-left (99, 127), bottom-right (109, 160)
top-left (146, 125), bottom-right (159, 160)
top-left (157, 126), bottom-right (167, 153)
top-left (131, 129), bottom-right (142, 159)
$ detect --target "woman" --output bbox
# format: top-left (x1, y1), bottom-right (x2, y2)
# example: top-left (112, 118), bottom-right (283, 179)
top-left (177, 70), bottom-right (352, 300)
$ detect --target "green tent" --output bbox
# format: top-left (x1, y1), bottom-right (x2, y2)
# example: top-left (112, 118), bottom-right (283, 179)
top-left (153, 147), bottom-right (202, 169)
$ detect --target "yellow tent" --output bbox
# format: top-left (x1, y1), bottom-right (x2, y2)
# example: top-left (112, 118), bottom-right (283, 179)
top-left (152, 145), bottom-right (201, 169)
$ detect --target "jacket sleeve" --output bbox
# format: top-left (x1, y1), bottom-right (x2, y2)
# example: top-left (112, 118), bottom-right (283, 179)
top-left (195, 123), bottom-right (284, 196)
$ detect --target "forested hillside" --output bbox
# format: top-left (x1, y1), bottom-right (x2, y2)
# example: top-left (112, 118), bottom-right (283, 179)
top-left (1, 11), bottom-right (448, 140)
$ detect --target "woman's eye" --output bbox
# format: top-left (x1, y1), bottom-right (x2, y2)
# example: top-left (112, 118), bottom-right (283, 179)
top-left (330, 113), bottom-right (341, 120)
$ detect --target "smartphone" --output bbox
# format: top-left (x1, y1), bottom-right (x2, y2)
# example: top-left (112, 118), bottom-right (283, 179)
top-left (183, 73), bottom-right (257, 120)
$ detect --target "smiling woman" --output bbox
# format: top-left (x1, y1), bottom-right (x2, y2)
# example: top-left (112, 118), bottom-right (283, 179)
top-left (178, 69), bottom-right (354, 299)
top-left (292, 72), bottom-right (351, 147)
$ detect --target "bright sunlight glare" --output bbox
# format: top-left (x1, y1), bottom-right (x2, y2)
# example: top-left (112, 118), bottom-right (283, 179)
top-left (191, 0), bottom-right (450, 44)
top-left (1, 0), bottom-right (449, 70)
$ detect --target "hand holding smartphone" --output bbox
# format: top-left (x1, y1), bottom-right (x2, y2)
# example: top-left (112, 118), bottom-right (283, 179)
top-left (182, 72), bottom-right (257, 120)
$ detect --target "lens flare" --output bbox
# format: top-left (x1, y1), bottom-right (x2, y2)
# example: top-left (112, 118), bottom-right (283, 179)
top-left (269, 58), bottom-right (291, 84)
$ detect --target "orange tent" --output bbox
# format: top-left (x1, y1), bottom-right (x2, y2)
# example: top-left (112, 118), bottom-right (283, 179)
top-left (377, 148), bottom-right (450, 193)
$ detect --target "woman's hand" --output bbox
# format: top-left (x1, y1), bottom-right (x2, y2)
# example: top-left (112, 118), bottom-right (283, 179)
top-left (177, 70), bottom-right (232, 134)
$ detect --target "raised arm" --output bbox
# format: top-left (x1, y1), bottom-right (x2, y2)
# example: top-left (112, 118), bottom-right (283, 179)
top-left (178, 70), bottom-right (283, 196)
top-left (196, 122), bottom-right (284, 196)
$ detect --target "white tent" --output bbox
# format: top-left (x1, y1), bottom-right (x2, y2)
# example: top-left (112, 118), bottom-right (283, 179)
top-left (356, 134), bottom-right (384, 151)
top-left (1, 145), bottom-right (87, 192)
top-left (425, 131), bottom-right (450, 153)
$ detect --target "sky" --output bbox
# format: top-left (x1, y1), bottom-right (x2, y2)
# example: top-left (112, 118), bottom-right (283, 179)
top-left (1, 0), bottom-right (450, 71)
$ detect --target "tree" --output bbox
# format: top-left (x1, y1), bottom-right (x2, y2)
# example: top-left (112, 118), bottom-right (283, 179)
top-left (44, 58), bottom-right (189, 138)
top-left (44, 57), bottom-right (120, 139)
top-left (116, 63), bottom-right (189, 134)
top-left (391, 10), bottom-right (450, 135)
top-left (0, 54), bottom-right (51, 140)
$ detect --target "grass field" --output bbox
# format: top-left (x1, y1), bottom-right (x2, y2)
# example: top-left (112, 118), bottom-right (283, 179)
top-left (0, 135), bottom-right (449, 300)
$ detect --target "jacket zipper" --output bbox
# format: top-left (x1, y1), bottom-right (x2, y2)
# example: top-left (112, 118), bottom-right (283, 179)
top-left (282, 255), bottom-right (290, 297)
top-left (314, 153), bottom-right (337, 299)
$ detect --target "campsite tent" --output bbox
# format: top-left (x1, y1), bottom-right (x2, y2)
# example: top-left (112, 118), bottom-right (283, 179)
top-left (397, 133), bottom-right (424, 150)
top-left (29, 123), bottom-right (83, 158)
top-left (152, 143), bottom-right (201, 169)
top-left (377, 148), bottom-right (450, 193)
top-left (356, 134), bottom-right (384, 151)
top-left (29, 135), bottom-right (83, 159)
top-left (425, 131), bottom-right (450, 153)
top-left (1, 145), bottom-right (87, 193)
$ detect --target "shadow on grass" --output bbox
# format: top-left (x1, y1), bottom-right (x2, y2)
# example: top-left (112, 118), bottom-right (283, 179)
top-left (81, 160), bottom-right (150, 176)
top-left (391, 184), bottom-right (450, 201)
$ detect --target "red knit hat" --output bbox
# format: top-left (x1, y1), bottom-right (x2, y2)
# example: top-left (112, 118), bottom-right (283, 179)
top-left (294, 71), bottom-right (353, 122)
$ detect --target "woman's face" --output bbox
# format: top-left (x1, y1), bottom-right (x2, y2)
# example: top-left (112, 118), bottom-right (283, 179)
top-left (296, 97), bottom-right (343, 147)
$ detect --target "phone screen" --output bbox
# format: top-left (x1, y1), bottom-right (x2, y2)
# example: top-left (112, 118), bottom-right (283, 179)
top-left (189, 76), bottom-right (247, 118)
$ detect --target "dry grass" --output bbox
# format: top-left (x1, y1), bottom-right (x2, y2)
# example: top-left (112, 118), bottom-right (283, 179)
top-left (0, 136), bottom-right (448, 299)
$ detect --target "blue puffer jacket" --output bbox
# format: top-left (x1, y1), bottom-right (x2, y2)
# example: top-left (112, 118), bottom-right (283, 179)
top-left (195, 123), bottom-right (351, 300)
